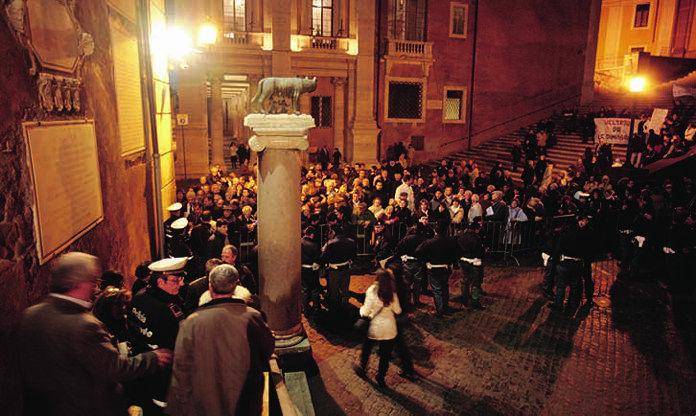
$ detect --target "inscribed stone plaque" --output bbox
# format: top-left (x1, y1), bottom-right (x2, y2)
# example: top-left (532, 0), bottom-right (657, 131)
top-left (23, 120), bottom-right (104, 264)
top-left (110, 16), bottom-right (146, 156)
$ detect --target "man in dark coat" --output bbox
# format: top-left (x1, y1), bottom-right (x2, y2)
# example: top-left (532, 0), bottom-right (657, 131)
top-left (19, 252), bottom-right (172, 416)
top-left (301, 226), bottom-right (323, 314)
top-left (415, 221), bottom-right (460, 316)
top-left (167, 265), bottom-right (275, 416)
top-left (395, 222), bottom-right (431, 308)
top-left (320, 224), bottom-right (356, 316)
top-left (456, 220), bottom-right (486, 309)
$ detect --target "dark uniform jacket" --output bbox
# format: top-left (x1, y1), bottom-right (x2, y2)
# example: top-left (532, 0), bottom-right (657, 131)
top-left (321, 236), bottom-right (356, 265)
top-left (396, 233), bottom-right (426, 259)
top-left (558, 225), bottom-right (595, 261)
top-left (456, 231), bottom-right (484, 260)
top-left (128, 286), bottom-right (186, 401)
top-left (19, 296), bottom-right (159, 416)
top-left (415, 234), bottom-right (460, 266)
top-left (301, 238), bottom-right (322, 266)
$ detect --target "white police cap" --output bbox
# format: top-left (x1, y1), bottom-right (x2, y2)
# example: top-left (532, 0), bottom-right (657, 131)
top-left (167, 202), bottom-right (183, 212)
top-left (171, 217), bottom-right (188, 230)
top-left (148, 257), bottom-right (188, 273)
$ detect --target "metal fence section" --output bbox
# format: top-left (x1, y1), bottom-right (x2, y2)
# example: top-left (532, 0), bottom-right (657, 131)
top-left (227, 212), bottom-right (622, 267)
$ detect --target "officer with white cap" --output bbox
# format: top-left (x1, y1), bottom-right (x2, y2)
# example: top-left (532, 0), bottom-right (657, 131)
top-left (163, 202), bottom-right (183, 244)
top-left (127, 257), bottom-right (188, 414)
top-left (166, 217), bottom-right (191, 258)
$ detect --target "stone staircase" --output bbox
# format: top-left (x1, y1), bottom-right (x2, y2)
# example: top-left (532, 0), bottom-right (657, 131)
top-left (434, 117), bottom-right (627, 183)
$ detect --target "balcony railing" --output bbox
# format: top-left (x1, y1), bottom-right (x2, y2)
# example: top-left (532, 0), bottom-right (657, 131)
top-left (311, 36), bottom-right (338, 50)
top-left (222, 31), bottom-right (267, 49)
top-left (386, 38), bottom-right (433, 59)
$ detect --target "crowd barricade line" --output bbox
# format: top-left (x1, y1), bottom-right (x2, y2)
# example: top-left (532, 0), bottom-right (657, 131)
top-left (226, 211), bottom-right (624, 268)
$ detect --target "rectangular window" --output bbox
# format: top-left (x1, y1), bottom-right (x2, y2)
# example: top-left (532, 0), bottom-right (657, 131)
top-left (388, 0), bottom-right (426, 41)
top-left (443, 87), bottom-right (466, 123)
top-left (449, 3), bottom-right (468, 38)
top-left (311, 96), bottom-right (332, 128)
top-left (312, 0), bottom-right (333, 37)
top-left (405, 0), bottom-right (427, 41)
top-left (387, 81), bottom-right (423, 120)
top-left (634, 3), bottom-right (650, 28)
top-left (224, 0), bottom-right (246, 33)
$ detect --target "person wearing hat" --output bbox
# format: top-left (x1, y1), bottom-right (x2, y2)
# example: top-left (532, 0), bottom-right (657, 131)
top-left (127, 257), bottom-right (188, 414)
top-left (301, 226), bottom-right (323, 315)
top-left (166, 217), bottom-right (191, 258)
top-left (163, 202), bottom-right (183, 243)
top-left (320, 224), bottom-right (356, 318)
top-left (456, 219), bottom-right (486, 310)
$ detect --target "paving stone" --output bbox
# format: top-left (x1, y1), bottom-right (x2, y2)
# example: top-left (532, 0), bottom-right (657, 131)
top-left (304, 260), bottom-right (696, 416)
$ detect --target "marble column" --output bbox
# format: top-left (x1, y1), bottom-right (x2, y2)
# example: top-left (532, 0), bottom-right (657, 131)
top-left (299, 0), bottom-right (313, 35)
top-left (331, 77), bottom-right (347, 157)
top-left (210, 74), bottom-right (225, 166)
top-left (244, 113), bottom-right (315, 348)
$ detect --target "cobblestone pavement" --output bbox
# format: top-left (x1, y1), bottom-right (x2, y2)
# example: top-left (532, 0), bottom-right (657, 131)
top-left (301, 260), bottom-right (696, 416)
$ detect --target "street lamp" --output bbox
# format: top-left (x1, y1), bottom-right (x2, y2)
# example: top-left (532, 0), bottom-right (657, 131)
top-left (626, 75), bottom-right (648, 165)
top-left (627, 76), bottom-right (647, 93)
top-left (197, 22), bottom-right (218, 47)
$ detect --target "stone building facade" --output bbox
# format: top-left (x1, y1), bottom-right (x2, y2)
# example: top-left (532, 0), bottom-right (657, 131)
top-left (173, 0), bottom-right (598, 172)
top-left (595, 0), bottom-right (696, 80)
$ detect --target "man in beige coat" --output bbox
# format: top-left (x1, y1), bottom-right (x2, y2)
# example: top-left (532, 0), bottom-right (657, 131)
top-left (167, 264), bottom-right (275, 416)
top-left (18, 252), bottom-right (172, 416)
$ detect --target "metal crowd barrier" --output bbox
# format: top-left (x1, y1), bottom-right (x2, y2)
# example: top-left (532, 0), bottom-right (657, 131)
top-left (227, 212), bottom-right (622, 267)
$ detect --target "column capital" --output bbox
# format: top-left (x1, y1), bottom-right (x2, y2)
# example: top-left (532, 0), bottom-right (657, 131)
top-left (244, 114), bottom-right (316, 152)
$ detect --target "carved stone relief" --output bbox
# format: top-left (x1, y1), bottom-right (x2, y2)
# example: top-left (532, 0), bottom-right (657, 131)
top-left (3, 0), bottom-right (93, 116)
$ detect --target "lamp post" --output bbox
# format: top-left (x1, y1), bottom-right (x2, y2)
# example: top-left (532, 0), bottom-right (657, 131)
top-left (626, 75), bottom-right (647, 164)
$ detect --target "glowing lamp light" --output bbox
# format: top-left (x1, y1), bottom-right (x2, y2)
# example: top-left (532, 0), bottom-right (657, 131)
top-left (152, 26), bottom-right (193, 62)
top-left (628, 76), bottom-right (647, 93)
top-left (197, 22), bottom-right (218, 46)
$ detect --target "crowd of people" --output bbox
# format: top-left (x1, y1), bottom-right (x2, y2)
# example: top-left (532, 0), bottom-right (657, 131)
top-left (16, 105), bottom-right (696, 415)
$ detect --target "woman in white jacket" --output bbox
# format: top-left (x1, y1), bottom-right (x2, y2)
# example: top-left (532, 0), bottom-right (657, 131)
top-left (355, 269), bottom-right (401, 387)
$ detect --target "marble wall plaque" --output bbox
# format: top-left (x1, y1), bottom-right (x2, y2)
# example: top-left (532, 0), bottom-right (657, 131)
top-left (23, 120), bottom-right (104, 264)
top-left (110, 16), bottom-right (145, 156)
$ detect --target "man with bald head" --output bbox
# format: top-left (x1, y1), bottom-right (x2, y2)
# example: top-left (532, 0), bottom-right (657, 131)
top-left (167, 264), bottom-right (274, 416)
top-left (18, 252), bottom-right (172, 416)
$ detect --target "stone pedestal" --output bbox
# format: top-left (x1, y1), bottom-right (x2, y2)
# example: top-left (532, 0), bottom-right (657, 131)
top-left (244, 114), bottom-right (315, 349)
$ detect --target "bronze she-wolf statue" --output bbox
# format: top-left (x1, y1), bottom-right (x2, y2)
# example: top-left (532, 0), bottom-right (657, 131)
top-left (250, 76), bottom-right (317, 114)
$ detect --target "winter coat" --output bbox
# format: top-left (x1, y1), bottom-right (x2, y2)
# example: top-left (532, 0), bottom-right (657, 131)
top-left (360, 284), bottom-right (402, 341)
top-left (166, 298), bottom-right (275, 416)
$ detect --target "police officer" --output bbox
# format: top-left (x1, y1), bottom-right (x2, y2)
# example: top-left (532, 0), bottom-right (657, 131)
top-left (128, 257), bottom-right (187, 414)
top-left (415, 221), bottom-right (460, 317)
top-left (554, 215), bottom-right (593, 314)
top-left (301, 226), bottom-right (322, 314)
top-left (541, 224), bottom-right (562, 300)
top-left (163, 202), bottom-right (183, 242)
top-left (166, 217), bottom-right (191, 258)
top-left (395, 221), bottom-right (431, 308)
top-left (320, 224), bottom-right (356, 317)
top-left (456, 220), bottom-right (485, 310)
